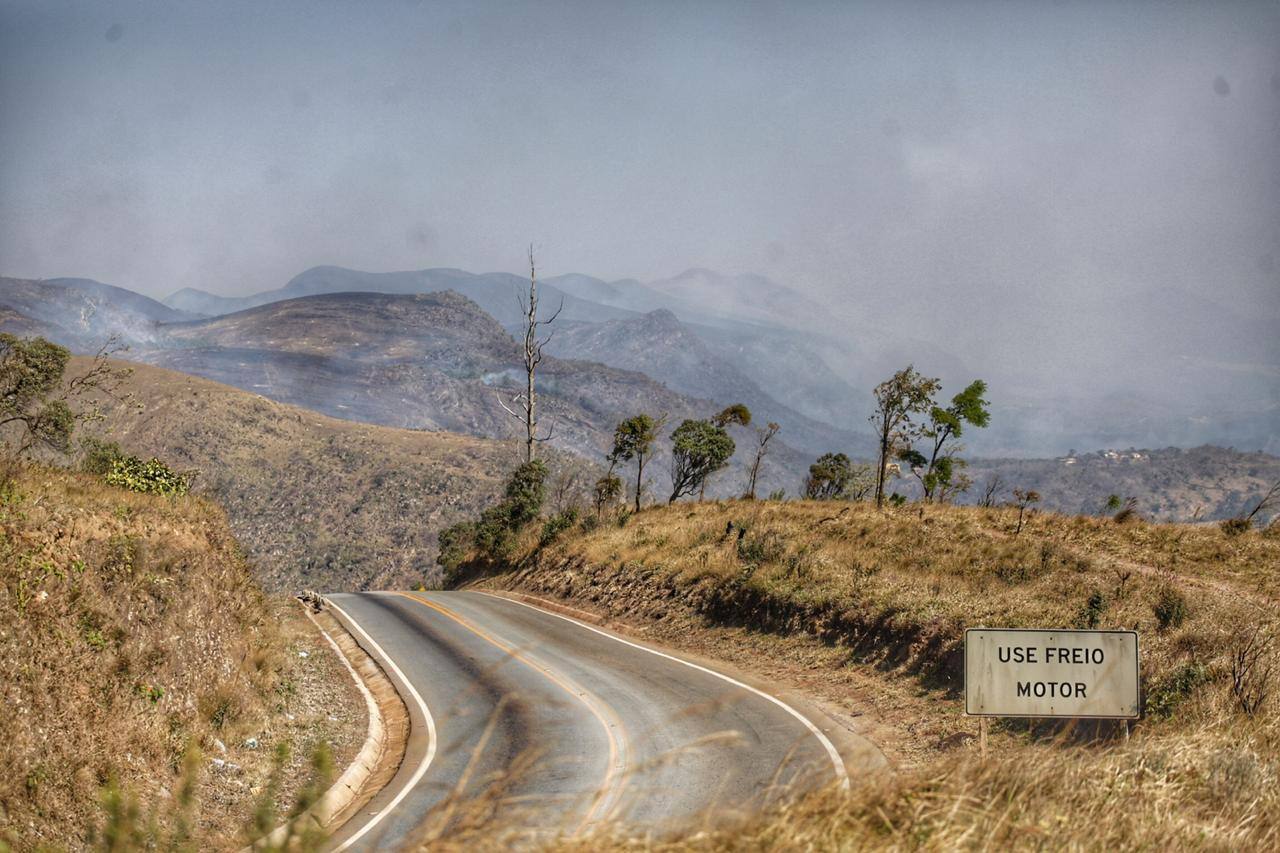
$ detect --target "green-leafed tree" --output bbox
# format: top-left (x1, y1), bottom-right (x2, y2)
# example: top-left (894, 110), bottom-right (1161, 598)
top-left (804, 452), bottom-right (853, 500)
top-left (0, 333), bottom-right (130, 458)
top-left (611, 414), bottom-right (661, 513)
top-left (0, 334), bottom-right (75, 454)
top-left (592, 471), bottom-right (622, 517)
top-left (898, 379), bottom-right (990, 502)
top-left (503, 459), bottom-right (548, 526)
top-left (870, 365), bottom-right (941, 508)
top-left (711, 404), bottom-right (752, 429)
top-left (668, 419), bottom-right (736, 503)
top-left (696, 404), bottom-right (750, 500)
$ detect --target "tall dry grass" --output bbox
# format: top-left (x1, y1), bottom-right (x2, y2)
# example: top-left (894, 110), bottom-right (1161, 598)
top-left (0, 461), bottom-right (339, 850)
top-left (449, 498), bottom-right (1280, 850)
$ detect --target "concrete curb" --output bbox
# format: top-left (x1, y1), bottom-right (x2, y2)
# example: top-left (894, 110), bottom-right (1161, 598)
top-left (244, 602), bottom-right (391, 851)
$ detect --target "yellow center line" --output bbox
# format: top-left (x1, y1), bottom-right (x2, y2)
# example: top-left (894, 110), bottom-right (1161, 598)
top-left (394, 591), bottom-right (630, 834)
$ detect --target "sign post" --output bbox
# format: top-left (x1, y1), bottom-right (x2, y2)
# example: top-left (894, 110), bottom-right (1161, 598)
top-left (965, 628), bottom-right (1139, 752)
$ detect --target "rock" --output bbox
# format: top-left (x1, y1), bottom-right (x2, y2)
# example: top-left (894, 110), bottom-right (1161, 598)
top-left (213, 738), bottom-right (227, 755)
top-left (243, 737), bottom-right (259, 750)
top-left (298, 650), bottom-right (309, 658)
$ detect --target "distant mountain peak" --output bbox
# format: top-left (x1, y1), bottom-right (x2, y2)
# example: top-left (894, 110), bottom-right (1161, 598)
top-left (641, 307), bottom-right (682, 327)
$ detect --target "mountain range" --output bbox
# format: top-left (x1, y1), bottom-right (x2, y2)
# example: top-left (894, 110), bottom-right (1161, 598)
top-left (3, 260), bottom-right (1277, 490)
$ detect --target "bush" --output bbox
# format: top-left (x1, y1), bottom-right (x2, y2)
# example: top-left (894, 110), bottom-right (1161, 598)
top-left (1220, 517), bottom-right (1252, 537)
top-left (473, 504), bottom-right (516, 560)
top-left (503, 460), bottom-right (548, 527)
top-left (437, 521), bottom-right (477, 585)
top-left (104, 456), bottom-right (189, 496)
top-left (80, 437), bottom-right (125, 476)
top-left (1153, 585), bottom-right (1189, 632)
top-left (539, 509), bottom-right (580, 547)
top-left (1077, 589), bottom-right (1107, 629)
top-left (436, 460), bottom-right (552, 580)
top-left (1145, 661), bottom-right (1210, 718)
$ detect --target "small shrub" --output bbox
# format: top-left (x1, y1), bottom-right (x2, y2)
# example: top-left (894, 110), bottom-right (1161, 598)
top-left (616, 508), bottom-right (632, 528)
top-left (437, 520), bottom-right (477, 586)
top-left (539, 508), bottom-right (579, 547)
top-left (737, 529), bottom-right (786, 566)
top-left (84, 627), bottom-right (107, 651)
top-left (503, 459), bottom-right (548, 527)
top-left (1145, 661), bottom-right (1210, 718)
top-left (80, 437), bottom-right (125, 476)
top-left (204, 691), bottom-right (241, 730)
top-left (1153, 585), bottom-right (1189, 632)
top-left (135, 683), bottom-right (164, 705)
top-left (995, 562), bottom-right (1036, 585)
top-left (767, 489), bottom-right (786, 501)
top-left (104, 456), bottom-right (189, 496)
top-left (1077, 589), bottom-right (1107, 628)
top-left (1220, 517), bottom-right (1251, 537)
top-left (104, 534), bottom-right (140, 576)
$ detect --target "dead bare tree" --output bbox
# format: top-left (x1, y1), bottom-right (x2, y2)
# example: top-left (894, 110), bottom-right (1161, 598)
top-left (1230, 479), bottom-right (1280, 532)
top-left (977, 473), bottom-right (1004, 508)
top-left (744, 421), bottom-right (780, 499)
top-left (1231, 624), bottom-right (1276, 716)
top-left (497, 246), bottom-right (562, 463)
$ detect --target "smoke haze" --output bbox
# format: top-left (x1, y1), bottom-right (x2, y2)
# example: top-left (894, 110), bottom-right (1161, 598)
top-left (1, 0), bottom-right (1277, 450)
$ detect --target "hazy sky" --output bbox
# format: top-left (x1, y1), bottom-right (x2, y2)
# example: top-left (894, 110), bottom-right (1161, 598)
top-left (1, 0), bottom-right (1277, 324)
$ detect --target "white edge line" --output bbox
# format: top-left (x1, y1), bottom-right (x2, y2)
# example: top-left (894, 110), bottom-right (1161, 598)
top-left (326, 598), bottom-right (439, 851)
top-left (475, 591), bottom-right (850, 791)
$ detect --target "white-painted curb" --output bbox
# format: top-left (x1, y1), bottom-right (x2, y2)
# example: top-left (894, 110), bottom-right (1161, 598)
top-left (244, 603), bottom-right (389, 851)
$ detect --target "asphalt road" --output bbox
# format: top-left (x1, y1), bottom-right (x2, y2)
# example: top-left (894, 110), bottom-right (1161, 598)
top-left (323, 590), bottom-right (851, 851)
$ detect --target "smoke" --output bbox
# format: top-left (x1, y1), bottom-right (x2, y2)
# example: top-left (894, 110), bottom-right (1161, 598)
top-left (0, 0), bottom-right (1276, 452)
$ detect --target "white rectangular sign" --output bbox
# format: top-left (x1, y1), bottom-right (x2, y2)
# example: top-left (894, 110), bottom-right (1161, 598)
top-left (965, 628), bottom-right (1139, 719)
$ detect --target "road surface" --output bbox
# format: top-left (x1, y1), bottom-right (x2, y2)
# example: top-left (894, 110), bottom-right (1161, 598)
top-left (323, 590), bottom-right (852, 850)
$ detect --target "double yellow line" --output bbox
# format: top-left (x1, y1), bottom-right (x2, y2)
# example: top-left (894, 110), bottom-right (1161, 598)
top-left (395, 592), bottom-right (630, 834)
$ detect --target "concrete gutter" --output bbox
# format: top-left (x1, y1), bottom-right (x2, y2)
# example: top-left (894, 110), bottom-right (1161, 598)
top-left (244, 600), bottom-right (402, 851)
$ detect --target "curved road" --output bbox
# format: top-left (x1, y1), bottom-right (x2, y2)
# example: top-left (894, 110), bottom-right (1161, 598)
top-left (323, 591), bottom-right (852, 850)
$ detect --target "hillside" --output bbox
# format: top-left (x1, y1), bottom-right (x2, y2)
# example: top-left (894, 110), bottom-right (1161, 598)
top-left (962, 445), bottom-right (1280, 522)
top-left (70, 356), bottom-right (514, 590)
top-left (0, 276), bottom-right (195, 351)
top-left (458, 499), bottom-right (1280, 849)
top-left (0, 463), bottom-right (365, 849)
top-left (162, 265), bottom-right (639, 326)
top-left (543, 308), bottom-right (872, 456)
top-left (143, 291), bottom-right (813, 496)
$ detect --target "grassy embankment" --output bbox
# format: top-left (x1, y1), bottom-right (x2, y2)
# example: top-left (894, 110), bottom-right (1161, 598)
top-left (460, 499), bottom-right (1280, 850)
top-left (0, 463), bottom-right (365, 851)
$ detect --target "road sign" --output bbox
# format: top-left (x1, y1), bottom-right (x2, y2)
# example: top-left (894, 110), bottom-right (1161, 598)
top-left (965, 628), bottom-right (1140, 719)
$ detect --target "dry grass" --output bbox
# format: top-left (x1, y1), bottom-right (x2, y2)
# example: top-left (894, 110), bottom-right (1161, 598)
top-left (496, 500), bottom-right (1280, 695)
top-left (0, 461), bottom-right (364, 850)
top-left (67, 355), bottom-right (517, 591)
top-left (453, 498), bottom-right (1280, 850)
top-left (566, 723), bottom-right (1279, 851)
